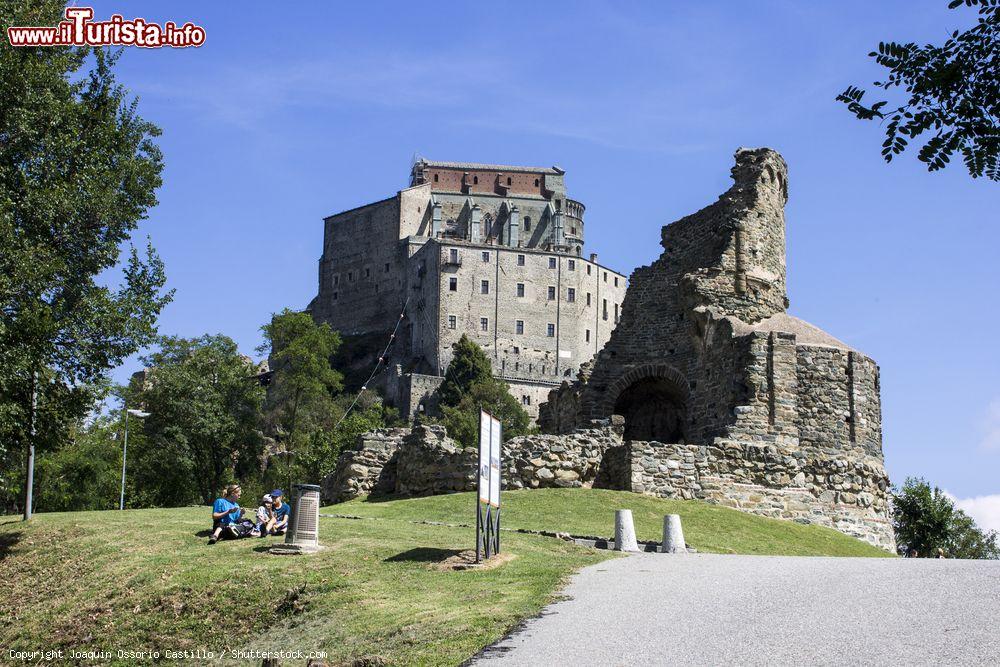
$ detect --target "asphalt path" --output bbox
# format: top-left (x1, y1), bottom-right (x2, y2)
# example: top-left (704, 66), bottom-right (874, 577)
top-left (473, 553), bottom-right (1000, 666)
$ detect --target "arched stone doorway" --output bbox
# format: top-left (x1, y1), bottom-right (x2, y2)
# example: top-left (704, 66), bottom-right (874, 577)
top-left (600, 363), bottom-right (689, 443)
top-left (613, 376), bottom-right (686, 442)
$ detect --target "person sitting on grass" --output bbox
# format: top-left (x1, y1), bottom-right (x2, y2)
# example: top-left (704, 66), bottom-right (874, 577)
top-left (209, 484), bottom-right (242, 544)
top-left (270, 489), bottom-right (291, 535)
top-left (255, 494), bottom-right (276, 537)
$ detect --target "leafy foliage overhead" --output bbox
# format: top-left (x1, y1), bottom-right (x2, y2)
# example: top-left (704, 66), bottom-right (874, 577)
top-left (837, 0), bottom-right (999, 180)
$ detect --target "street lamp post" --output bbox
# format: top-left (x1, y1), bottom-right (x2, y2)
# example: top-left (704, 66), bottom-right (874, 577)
top-left (120, 407), bottom-right (150, 510)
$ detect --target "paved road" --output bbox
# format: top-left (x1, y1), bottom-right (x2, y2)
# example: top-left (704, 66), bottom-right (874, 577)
top-left (474, 553), bottom-right (1000, 666)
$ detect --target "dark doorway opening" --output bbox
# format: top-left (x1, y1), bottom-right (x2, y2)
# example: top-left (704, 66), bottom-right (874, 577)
top-left (614, 376), bottom-right (686, 442)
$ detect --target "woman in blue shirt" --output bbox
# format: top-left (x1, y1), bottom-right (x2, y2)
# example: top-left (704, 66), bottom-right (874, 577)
top-left (208, 484), bottom-right (242, 544)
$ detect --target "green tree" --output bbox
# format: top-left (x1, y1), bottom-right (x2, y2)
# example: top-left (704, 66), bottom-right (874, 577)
top-left (279, 392), bottom-right (396, 488)
top-left (260, 310), bottom-right (343, 484)
top-left (837, 0), bottom-right (999, 179)
top-left (133, 335), bottom-right (264, 506)
top-left (437, 335), bottom-right (531, 448)
top-left (34, 414), bottom-right (122, 512)
top-left (0, 1), bottom-right (172, 512)
top-left (892, 477), bottom-right (956, 555)
top-left (948, 510), bottom-right (1000, 559)
top-left (438, 335), bottom-right (494, 406)
top-left (892, 477), bottom-right (1000, 558)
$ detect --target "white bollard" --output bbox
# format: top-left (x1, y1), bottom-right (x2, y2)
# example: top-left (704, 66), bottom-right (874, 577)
top-left (662, 514), bottom-right (686, 553)
top-left (614, 509), bottom-right (640, 552)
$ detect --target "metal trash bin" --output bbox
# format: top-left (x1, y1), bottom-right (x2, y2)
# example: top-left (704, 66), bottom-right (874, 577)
top-left (271, 483), bottom-right (322, 554)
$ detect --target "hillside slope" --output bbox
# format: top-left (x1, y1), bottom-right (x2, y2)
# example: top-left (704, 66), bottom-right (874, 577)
top-left (0, 489), bottom-right (888, 665)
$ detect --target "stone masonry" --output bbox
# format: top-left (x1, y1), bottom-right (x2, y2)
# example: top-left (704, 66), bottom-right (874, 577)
top-left (538, 148), bottom-right (894, 549)
top-left (323, 149), bottom-right (895, 551)
top-left (307, 160), bottom-right (627, 421)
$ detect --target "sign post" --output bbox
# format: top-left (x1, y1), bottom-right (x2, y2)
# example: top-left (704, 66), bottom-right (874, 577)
top-left (476, 409), bottom-right (502, 562)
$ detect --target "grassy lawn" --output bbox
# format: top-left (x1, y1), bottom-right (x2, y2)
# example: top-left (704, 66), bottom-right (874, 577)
top-left (0, 489), bottom-right (889, 666)
top-left (338, 488), bottom-right (893, 558)
top-left (0, 509), bottom-right (603, 666)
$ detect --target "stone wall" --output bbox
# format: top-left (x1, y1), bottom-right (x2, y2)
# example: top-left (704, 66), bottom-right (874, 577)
top-left (324, 421), bottom-right (894, 549)
top-left (394, 424), bottom-right (478, 496)
top-left (322, 425), bottom-right (478, 503)
top-left (502, 419), bottom-right (624, 490)
top-left (626, 439), bottom-right (894, 550)
top-left (321, 428), bottom-right (408, 504)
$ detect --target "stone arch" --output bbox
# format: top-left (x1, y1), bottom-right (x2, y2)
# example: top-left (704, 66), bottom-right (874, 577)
top-left (602, 364), bottom-right (690, 443)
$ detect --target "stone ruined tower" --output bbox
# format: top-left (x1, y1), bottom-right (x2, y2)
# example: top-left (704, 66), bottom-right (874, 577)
top-left (540, 148), bottom-right (894, 549)
top-left (578, 148), bottom-right (805, 445)
top-left (674, 148), bottom-right (789, 323)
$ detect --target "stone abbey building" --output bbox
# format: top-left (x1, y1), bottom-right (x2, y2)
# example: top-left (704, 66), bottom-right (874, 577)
top-left (307, 159), bottom-right (627, 418)
top-left (324, 148), bottom-right (895, 550)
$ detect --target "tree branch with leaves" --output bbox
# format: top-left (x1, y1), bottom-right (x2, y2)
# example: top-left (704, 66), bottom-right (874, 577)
top-left (837, 0), bottom-right (999, 179)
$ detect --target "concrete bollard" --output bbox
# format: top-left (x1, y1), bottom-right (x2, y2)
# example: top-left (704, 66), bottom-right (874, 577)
top-left (614, 509), bottom-right (640, 552)
top-left (662, 514), bottom-right (686, 553)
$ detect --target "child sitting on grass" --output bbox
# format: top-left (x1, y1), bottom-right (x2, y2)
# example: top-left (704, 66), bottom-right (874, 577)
top-left (255, 494), bottom-right (276, 537)
top-left (270, 489), bottom-right (290, 536)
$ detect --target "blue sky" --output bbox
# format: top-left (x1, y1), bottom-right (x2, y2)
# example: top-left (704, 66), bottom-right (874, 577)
top-left (88, 2), bottom-right (997, 520)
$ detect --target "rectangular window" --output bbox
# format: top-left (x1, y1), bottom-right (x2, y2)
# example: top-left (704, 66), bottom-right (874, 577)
top-left (365, 267), bottom-right (370, 278)
top-left (513, 346), bottom-right (520, 354)
top-left (603, 271), bottom-right (608, 283)
top-left (448, 315), bottom-right (457, 329)
top-left (614, 276), bottom-right (619, 287)
top-left (568, 259), bottom-right (576, 271)
top-left (547, 286), bottom-right (556, 300)
top-left (333, 275), bottom-right (340, 285)
top-left (480, 317), bottom-right (489, 331)
top-left (547, 323), bottom-right (555, 337)
top-left (384, 263), bottom-right (390, 272)
top-left (515, 320), bottom-right (524, 334)
top-left (548, 257), bottom-right (557, 269)
top-left (333, 291), bottom-right (338, 301)
top-left (585, 328), bottom-right (591, 342)
top-left (602, 299), bottom-right (608, 321)
top-left (567, 288), bottom-right (576, 302)
top-left (449, 277), bottom-right (457, 291)
top-left (587, 292), bottom-right (592, 306)
top-left (517, 283), bottom-right (525, 297)
top-left (348, 271), bottom-right (354, 282)
top-left (521, 395), bottom-right (531, 406)
top-left (449, 248), bottom-right (459, 263)
top-left (517, 254), bottom-right (525, 266)
top-left (481, 280), bottom-right (489, 295)
top-left (587, 265), bottom-right (592, 275)
top-left (614, 303), bottom-right (619, 323)
top-left (482, 251), bottom-right (490, 263)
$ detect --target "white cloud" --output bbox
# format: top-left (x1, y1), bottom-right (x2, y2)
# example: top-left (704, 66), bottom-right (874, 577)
top-left (980, 398), bottom-right (1000, 451)
top-left (952, 494), bottom-right (1000, 534)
